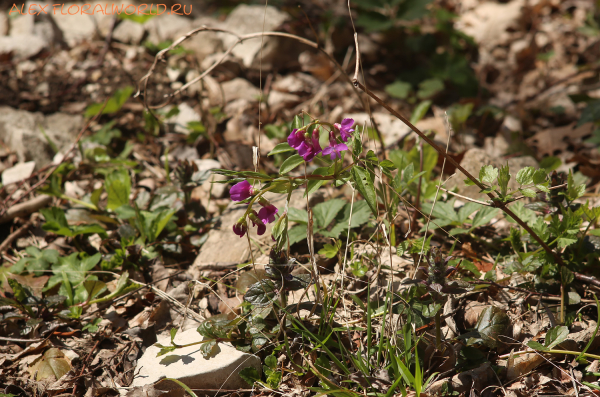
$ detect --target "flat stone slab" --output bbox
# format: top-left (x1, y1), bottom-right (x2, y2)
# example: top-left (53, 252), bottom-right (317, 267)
top-left (131, 327), bottom-right (261, 390)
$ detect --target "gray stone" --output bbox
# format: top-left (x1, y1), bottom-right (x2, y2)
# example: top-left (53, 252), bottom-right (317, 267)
top-left (9, 14), bottom-right (34, 35)
top-left (194, 159), bottom-right (227, 198)
top-left (1, 161), bottom-right (36, 186)
top-left (347, 112), bottom-right (412, 147)
top-left (144, 14), bottom-right (192, 45)
top-left (0, 12), bottom-right (7, 36)
top-left (218, 4), bottom-right (290, 69)
top-left (52, 4), bottom-right (97, 46)
top-left (0, 35), bottom-right (46, 59)
top-left (222, 78), bottom-right (260, 103)
top-left (0, 107), bottom-right (82, 167)
top-left (181, 17), bottom-right (223, 63)
top-left (165, 103), bottom-right (200, 135)
top-left (131, 327), bottom-right (261, 389)
top-left (446, 148), bottom-right (538, 200)
top-left (113, 20), bottom-right (145, 44)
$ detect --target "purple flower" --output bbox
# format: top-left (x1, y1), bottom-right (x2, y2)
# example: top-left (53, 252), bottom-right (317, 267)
top-left (287, 128), bottom-right (304, 149)
top-left (334, 118), bottom-right (355, 142)
top-left (233, 218), bottom-right (248, 238)
top-left (297, 129), bottom-right (322, 162)
top-left (258, 204), bottom-right (278, 224)
top-left (230, 180), bottom-right (254, 201)
top-left (248, 211), bottom-right (266, 235)
top-left (322, 143), bottom-right (349, 160)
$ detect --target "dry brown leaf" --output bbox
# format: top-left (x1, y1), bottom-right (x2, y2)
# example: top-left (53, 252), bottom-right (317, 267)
top-left (525, 122), bottom-right (594, 157)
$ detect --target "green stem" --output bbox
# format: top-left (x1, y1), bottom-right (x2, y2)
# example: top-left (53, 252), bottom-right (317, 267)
top-left (435, 310), bottom-right (442, 350)
top-left (58, 194), bottom-right (98, 211)
top-left (509, 349), bottom-right (600, 361)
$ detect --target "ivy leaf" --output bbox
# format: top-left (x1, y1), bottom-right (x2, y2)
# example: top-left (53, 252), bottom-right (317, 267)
top-left (244, 280), bottom-right (278, 307)
top-left (351, 166), bottom-right (378, 217)
top-left (479, 165), bottom-right (498, 185)
top-left (105, 168), bottom-right (131, 210)
top-left (469, 306), bottom-right (509, 349)
top-left (516, 167), bottom-right (535, 186)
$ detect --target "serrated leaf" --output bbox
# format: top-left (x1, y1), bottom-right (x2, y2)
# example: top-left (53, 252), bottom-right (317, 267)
top-left (516, 167), bottom-right (535, 186)
top-left (519, 188), bottom-right (537, 198)
top-left (498, 164), bottom-right (510, 197)
top-left (268, 143), bottom-right (295, 156)
top-left (279, 154), bottom-right (304, 174)
top-left (318, 241), bottom-right (341, 259)
top-left (312, 199), bottom-right (346, 229)
top-left (479, 165), bottom-right (498, 185)
top-left (351, 166), bottom-right (378, 217)
top-left (288, 224), bottom-right (307, 245)
top-left (533, 169), bottom-right (547, 185)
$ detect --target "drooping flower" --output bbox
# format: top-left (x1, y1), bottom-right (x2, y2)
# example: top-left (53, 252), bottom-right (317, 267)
top-left (233, 218), bottom-right (248, 238)
top-left (248, 211), bottom-right (266, 235)
top-left (287, 128), bottom-right (304, 149)
top-left (334, 118), bottom-right (355, 142)
top-left (230, 180), bottom-right (254, 201)
top-left (258, 205), bottom-right (278, 224)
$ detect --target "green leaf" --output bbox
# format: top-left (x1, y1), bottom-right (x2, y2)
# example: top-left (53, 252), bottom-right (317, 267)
top-left (533, 169), bottom-right (547, 185)
top-left (561, 267), bottom-right (575, 285)
top-left (407, 144), bottom-right (438, 180)
top-left (244, 279), bottom-right (278, 307)
top-left (158, 378), bottom-right (198, 397)
top-left (305, 166), bottom-right (330, 197)
top-left (268, 143), bottom-right (294, 156)
top-left (41, 207), bottom-right (69, 233)
top-left (288, 224), bottom-right (307, 245)
top-left (469, 306), bottom-right (509, 349)
top-left (516, 167), bottom-right (535, 186)
top-left (385, 80), bottom-right (411, 99)
top-left (291, 115), bottom-right (303, 131)
top-left (83, 280), bottom-right (106, 302)
top-left (318, 240), bottom-right (341, 259)
top-left (200, 339), bottom-right (217, 358)
top-left (566, 170), bottom-right (586, 201)
top-left (410, 100), bottom-right (432, 125)
top-left (417, 78), bottom-right (444, 99)
top-left (287, 208), bottom-right (308, 224)
top-left (471, 207), bottom-right (499, 228)
top-left (279, 154), bottom-right (304, 174)
top-left (539, 156), bottom-right (562, 172)
top-left (527, 340), bottom-right (549, 352)
top-left (351, 166), bottom-right (378, 217)
top-left (578, 99), bottom-right (600, 126)
top-left (479, 165), bottom-right (498, 185)
top-left (312, 199), bottom-right (346, 229)
top-left (498, 164), bottom-right (511, 197)
top-left (240, 366), bottom-right (261, 386)
top-left (545, 325), bottom-right (568, 349)
top-left (85, 86), bottom-right (134, 118)
top-left (105, 168), bottom-right (131, 210)
top-left (519, 188), bottom-right (537, 198)
top-left (422, 303), bottom-right (441, 318)
top-left (154, 343), bottom-right (177, 357)
top-left (326, 201), bottom-right (372, 238)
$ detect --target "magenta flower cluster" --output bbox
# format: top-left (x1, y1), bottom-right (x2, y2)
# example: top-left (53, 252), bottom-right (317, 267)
top-left (287, 118), bottom-right (355, 162)
top-left (229, 181), bottom-right (278, 238)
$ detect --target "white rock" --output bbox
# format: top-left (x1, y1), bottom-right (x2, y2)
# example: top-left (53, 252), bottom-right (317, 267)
top-left (165, 103), bottom-right (200, 135)
top-left (9, 14), bottom-right (34, 35)
top-left (222, 78), bottom-right (260, 103)
top-left (144, 14), bottom-right (191, 45)
top-left (219, 4), bottom-right (289, 68)
top-left (267, 91), bottom-right (301, 112)
top-left (0, 12), bottom-right (8, 36)
top-left (272, 72), bottom-right (320, 94)
top-left (1, 161), bottom-right (36, 186)
top-left (347, 112), bottom-right (412, 147)
top-left (0, 107), bottom-right (82, 167)
top-left (131, 327), bottom-right (261, 389)
top-left (181, 17), bottom-right (223, 63)
top-left (113, 20), bottom-right (145, 44)
top-left (52, 4), bottom-right (97, 46)
top-left (0, 35), bottom-right (46, 59)
top-left (194, 159), bottom-right (226, 198)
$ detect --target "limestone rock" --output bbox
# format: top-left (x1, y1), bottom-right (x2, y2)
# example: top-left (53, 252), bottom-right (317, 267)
top-left (222, 78), bottom-right (260, 103)
top-left (1, 161), bottom-right (36, 186)
top-left (144, 14), bottom-right (192, 45)
top-left (218, 4), bottom-right (291, 69)
top-left (0, 107), bottom-right (82, 167)
top-left (446, 148), bottom-right (538, 200)
top-left (0, 35), bottom-right (47, 59)
top-left (347, 112), bottom-right (412, 147)
top-left (165, 103), bottom-right (200, 135)
top-left (52, 4), bottom-right (97, 46)
top-left (131, 327), bottom-right (261, 389)
top-left (181, 17), bottom-right (223, 63)
top-left (113, 20), bottom-right (145, 44)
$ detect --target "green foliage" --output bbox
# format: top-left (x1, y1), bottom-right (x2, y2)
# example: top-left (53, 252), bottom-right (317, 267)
top-left (467, 306), bottom-right (509, 349)
top-left (85, 86), bottom-right (134, 118)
